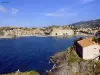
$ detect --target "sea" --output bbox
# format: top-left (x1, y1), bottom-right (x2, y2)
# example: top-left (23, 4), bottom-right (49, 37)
top-left (0, 35), bottom-right (85, 75)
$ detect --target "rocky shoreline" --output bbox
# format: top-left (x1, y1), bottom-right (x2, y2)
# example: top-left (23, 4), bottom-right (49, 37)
top-left (1, 45), bottom-right (100, 75)
top-left (45, 45), bottom-right (100, 75)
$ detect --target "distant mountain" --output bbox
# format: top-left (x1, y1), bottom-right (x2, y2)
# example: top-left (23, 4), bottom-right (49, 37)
top-left (70, 19), bottom-right (100, 28)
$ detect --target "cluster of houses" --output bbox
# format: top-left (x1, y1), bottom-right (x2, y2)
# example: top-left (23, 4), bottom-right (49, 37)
top-left (0, 27), bottom-right (100, 60)
top-left (76, 30), bottom-right (100, 60)
top-left (76, 27), bottom-right (100, 35)
top-left (0, 26), bottom-right (74, 37)
top-left (2, 26), bottom-right (100, 38)
top-left (2, 28), bottom-right (45, 37)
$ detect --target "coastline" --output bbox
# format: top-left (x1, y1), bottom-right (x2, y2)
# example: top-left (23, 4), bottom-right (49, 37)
top-left (0, 34), bottom-right (99, 75)
top-left (45, 46), bottom-right (95, 75)
top-left (0, 35), bottom-right (48, 39)
top-left (0, 33), bottom-right (93, 39)
top-left (0, 36), bottom-right (13, 39)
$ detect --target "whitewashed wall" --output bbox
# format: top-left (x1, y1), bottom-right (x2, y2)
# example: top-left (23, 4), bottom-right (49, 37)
top-left (83, 45), bottom-right (100, 60)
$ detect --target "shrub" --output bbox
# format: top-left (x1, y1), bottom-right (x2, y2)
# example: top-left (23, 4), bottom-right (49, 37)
top-left (95, 60), bottom-right (100, 75)
top-left (68, 48), bottom-right (78, 63)
top-left (92, 37), bottom-right (100, 44)
top-left (29, 70), bottom-right (39, 75)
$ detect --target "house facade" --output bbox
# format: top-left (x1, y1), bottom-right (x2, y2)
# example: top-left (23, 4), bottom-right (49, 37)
top-left (76, 37), bottom-right (100, 60)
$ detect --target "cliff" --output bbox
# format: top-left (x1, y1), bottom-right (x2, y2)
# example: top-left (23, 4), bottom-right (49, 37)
top-left (46, 45), bottom-right (100, 75)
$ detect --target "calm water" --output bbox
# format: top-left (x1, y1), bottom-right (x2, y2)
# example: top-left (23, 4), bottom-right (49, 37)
top-left (0, 36), bottom-right (83, 74)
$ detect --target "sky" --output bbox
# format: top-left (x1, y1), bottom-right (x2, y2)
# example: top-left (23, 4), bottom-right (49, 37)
top-left (0, 0), bottom-right (100, 27)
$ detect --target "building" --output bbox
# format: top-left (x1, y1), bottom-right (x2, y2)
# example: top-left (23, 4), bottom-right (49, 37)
top-left (50, 28), bottom-right (74, 36)
top-left (76, 37), bottom-right (100, 60)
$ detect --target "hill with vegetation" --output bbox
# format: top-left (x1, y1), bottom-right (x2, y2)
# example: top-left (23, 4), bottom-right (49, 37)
top-left (46, 45), bottom-right (100, 75)
top-left (70, 19), bottom-right (100, 28)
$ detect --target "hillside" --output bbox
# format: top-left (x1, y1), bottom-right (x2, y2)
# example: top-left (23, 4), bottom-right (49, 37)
top-left (46, 45), bottom-right (100, 75)
top-left (70, 19), bottom-right (100, 28)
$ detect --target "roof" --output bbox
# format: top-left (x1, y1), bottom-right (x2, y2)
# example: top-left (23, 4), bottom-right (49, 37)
top-left (77, 37), bottom-right (100, 47)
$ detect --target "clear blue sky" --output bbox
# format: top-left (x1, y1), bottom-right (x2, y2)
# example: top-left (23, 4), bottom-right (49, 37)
top-left (0, 0), bottom-right (100, 27)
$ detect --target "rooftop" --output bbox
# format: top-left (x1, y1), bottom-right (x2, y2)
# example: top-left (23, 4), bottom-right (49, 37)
top-left (77, 37), bottom-right (100, 47)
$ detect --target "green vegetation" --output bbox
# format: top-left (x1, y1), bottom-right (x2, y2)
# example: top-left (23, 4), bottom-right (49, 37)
top-left (12, 33), bottom-right (17, 39)
top-left (2, 70), bottom-right (39, 75)
top-left (95, 60), bottom-right (100, 75)
top-left (0, 31), bottom-right (4, 36)
top-left (92, 37), bottom-right (97, 42)
top-left (71, 19), bottom-right (100, 28)
top-left (29, 70), bottom-right (39, 75)
top-left (92, 36), bottom-right (100, 44)
top-left (0, 28), bottom-right (4, 36)
top-left (68, 46), bottom-right (78, 63)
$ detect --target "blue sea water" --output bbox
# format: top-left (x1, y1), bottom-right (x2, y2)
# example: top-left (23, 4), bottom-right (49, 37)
top-left (0, 36), bottom-right (83, 74)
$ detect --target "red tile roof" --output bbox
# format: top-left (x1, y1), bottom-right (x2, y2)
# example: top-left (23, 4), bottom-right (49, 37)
top-left (77, 37), bottom-right (100, 47)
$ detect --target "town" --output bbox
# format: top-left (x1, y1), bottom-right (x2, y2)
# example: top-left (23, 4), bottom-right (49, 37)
top-left (0, 25), bottom-right (99, 38)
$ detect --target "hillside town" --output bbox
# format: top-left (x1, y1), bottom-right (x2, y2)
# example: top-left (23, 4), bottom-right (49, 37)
top-left (0, 26), bottom-right (74, 38)
top-left (0, 25), bottom-right (100, 38)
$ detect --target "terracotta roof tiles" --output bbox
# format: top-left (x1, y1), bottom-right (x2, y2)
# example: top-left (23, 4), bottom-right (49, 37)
top-left (77, 37), bottom-right (100, 47)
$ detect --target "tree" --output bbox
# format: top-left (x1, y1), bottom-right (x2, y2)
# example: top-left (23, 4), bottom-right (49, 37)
top-left (92, 37), bottom-right (100, 44)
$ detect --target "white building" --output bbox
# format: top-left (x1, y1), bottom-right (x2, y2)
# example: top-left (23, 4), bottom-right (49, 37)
top-left (76, 37), bottom-right (100, 60)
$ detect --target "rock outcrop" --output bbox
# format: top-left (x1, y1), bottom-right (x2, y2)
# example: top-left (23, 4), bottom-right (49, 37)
top-left (46, 46), bottom-right (98, 75)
